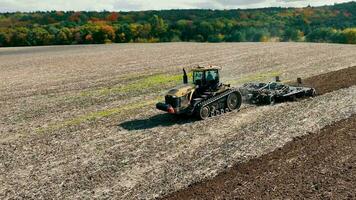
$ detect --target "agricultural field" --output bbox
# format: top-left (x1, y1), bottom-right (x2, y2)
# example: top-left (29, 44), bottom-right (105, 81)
top-left (1, 42), bottom-right (356, 199)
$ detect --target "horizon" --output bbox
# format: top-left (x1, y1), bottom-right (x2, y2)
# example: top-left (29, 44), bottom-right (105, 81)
top-left (0, 0), bottom-right (354, 13)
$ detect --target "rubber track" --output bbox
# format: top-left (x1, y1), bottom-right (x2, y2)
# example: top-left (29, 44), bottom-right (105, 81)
top-left (196, 88), bottom-right (241, 111)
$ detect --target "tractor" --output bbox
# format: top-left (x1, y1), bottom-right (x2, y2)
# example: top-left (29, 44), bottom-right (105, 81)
top-left (156, 65), bottom-right (242, 119)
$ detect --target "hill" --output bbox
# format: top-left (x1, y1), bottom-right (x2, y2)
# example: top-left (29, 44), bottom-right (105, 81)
top-left (0, 2), bottom-right (356, 46)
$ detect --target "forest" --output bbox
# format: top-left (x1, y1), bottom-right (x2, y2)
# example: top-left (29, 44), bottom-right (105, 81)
top-left (0, 2), bottom-right (356, 47)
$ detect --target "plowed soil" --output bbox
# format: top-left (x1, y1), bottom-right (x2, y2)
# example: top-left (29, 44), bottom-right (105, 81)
top-left (290, 65), bottom-right (356, 95)
top-left (165, 115), bottom-right (356, 200)
top-left (1, 43), bottom-right (356, 199)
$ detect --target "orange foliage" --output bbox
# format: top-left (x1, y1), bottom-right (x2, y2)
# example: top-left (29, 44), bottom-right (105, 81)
top-left (69, 12), bottom-right (81, 22)
top-left (101, 25), bottom-right (115, 40)
top-left (85, 34), bottom-right (93, 42)
top-left (302, 8), bottom-right (314, 17)
top-left (106, 12), bottom-right (119, 22)
top-left (93, 20), bottom-right (107, 25)
top-left (89, 17), bottom-right (101, 22)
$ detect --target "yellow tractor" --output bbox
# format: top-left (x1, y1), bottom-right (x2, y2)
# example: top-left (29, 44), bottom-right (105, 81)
top-left (156, 65), bottom-right (242, 119)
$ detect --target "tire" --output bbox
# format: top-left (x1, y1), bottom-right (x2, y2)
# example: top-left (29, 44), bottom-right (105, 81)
top-left (227, 92), bottom-right (242, 110)
top-left (198, 106), bottom-right (210, 120)
top-left (310, 89), bottom-right (317, 97)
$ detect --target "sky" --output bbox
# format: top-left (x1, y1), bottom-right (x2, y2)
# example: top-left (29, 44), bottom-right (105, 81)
top-left (0, 0), bottom-right (354, 12)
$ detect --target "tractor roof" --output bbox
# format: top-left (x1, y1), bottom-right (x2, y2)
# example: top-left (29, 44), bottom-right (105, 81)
top-left (192, 65), bottom-right (222, 72)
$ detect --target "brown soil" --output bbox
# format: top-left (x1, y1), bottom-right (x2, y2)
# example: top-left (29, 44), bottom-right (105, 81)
top-left (292, 65), bottom-right (356, 95)
top-left (164, 116), bottom-right (356, 200)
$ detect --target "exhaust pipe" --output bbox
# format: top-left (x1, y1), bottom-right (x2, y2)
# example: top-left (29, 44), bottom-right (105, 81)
top-left (183, 68), bottom-right (188, 84)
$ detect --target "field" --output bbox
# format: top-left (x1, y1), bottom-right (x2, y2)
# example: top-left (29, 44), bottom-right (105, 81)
top-left (1, 43), bottom-right (356, 199)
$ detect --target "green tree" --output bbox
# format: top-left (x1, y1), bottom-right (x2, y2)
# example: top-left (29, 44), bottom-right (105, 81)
top-left (28, 27), bottom-right (53, 45)
top-left (198, 21), bottom-right (213, 41)
top-left (115, 24), bottom-right (132, 42)
top-left (282, 28), bottom-right (303, 41)
top-left (176, 19), bottom-right (194, 41)
top-left (149, 15), bottom-right (168, 41)
top-left (306, 28), bottom-right (344, 43)
top-left (207, 34), bottom-right (224, 42)
top-left (0, 30), bottom-right (9, 46)
top-left (243, 28), bottom-right (269, 42)
top-left (56, 27), bottom-right (73, 44)
top-left (226, 31), bottom-right (246, 42)
top-left (11, 27), bottom-right (30, 46)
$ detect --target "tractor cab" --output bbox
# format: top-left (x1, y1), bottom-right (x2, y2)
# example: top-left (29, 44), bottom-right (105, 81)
top-left (191, 65), bottom-right (221, 90)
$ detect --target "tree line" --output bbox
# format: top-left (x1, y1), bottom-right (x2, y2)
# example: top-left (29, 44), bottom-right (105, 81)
top-left (0, 2), bottom-right (355, 47)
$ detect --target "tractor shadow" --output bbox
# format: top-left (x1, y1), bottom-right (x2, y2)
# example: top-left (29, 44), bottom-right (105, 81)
top-left (118, 113), bottom-right (197, 131)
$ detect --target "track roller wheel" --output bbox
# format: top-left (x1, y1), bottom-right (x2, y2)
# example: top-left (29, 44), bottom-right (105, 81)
top-left (215, 110), bottom-right (220, 115)
top-left (198, 105), bottom-right (210, 120)
top-left (210, 106), bottom-right (216, 117)
top-left (210, 111), bottom-right (216, 117)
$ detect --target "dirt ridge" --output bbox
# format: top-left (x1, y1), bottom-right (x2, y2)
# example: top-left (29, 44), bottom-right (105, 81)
top-left (164, 114), bottom-right (356, 200)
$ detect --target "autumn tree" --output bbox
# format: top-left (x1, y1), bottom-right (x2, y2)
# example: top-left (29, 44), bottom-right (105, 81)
top-left (28, 27), bottom-right (53, 45)
top-left (106, 12), bottom-right (119, 22)
top-left (56, 27), bottom-right (73, 44)
top-left (11, 27), bottom-right (30, 46)
top-left (342, 28), bottom-right (356, 44)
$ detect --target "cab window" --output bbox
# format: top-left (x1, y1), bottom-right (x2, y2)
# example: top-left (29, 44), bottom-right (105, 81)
top-left (193, 71), bottom-right (203, 85)
top-left (206, 70), bottom-right (218, 82)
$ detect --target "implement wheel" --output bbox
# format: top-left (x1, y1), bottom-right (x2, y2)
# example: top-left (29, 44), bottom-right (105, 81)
top-left (227, 92), bottom-right (242, 111)
top-left (266, 95), bottom-right (276, 105)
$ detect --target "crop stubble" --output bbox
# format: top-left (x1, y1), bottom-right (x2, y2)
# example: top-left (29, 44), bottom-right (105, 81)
top-left (1, 43), bottom-right (356, 199)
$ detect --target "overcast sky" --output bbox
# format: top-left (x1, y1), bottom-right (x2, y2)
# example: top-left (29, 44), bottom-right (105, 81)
top-left (0, 0), bottom-right (354, 12)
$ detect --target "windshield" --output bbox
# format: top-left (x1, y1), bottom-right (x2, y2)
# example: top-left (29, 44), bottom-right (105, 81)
top-left (206, 70), bottom-right (218, 82)
top-left (193, 71), bottom-right (203, 84)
